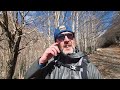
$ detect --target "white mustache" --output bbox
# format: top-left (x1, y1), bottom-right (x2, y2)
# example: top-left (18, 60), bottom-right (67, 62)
top-left (64, 44), bottom-right (72, 48)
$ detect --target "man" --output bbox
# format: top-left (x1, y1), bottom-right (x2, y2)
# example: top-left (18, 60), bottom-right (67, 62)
top-left (24, 25), bottom-right (102, 79)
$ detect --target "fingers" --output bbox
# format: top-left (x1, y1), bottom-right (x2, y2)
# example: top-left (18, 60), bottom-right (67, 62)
top-left (49, 46), bottom-right (60, 56)
top-left (50, 47), bottom-right (57, 56)
top-left (39, 43), bottom-right (60, 64)
top-left (50, 46), bottom-right (60, 54)
top-left (50, 43), bottom-right (60, 54)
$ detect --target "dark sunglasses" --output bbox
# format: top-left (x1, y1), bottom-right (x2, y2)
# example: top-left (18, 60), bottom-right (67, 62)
top-left (56, 33), bottom-right (75, 41)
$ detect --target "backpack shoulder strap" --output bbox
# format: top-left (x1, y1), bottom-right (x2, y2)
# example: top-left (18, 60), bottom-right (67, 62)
top-left (80, 56), bottom-right (90, 79)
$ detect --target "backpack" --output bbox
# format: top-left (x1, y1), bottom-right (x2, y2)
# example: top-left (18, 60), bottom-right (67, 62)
top-left (54, 55), bottom-right (90, 79)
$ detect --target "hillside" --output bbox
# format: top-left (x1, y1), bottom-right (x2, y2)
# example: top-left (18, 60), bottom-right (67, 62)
top-left (88, 45), bottom-right (120, 79)
top-left (96, 15), bottom-right (120, 48)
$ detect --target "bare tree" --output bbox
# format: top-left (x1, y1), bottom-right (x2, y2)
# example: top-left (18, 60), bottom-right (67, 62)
top-left (54, 11), bottom-right (60, 28)
top-left (0, 11), bottom-right (30, 79)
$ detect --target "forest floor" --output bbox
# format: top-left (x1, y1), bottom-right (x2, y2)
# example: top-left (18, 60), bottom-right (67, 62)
top-left (88, 44), bottom-right (120, 79)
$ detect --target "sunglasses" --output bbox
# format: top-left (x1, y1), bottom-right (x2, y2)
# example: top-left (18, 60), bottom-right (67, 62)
top-left (56, 33), bottom-right (75, 41)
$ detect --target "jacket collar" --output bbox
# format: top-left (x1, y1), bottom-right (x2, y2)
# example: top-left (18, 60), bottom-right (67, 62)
top-left (67, 51), bottom-right (85, 59)
top-left (55, 51), bottom-right (86, 64)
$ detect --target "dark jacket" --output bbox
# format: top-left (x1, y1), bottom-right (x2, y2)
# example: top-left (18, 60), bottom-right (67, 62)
top-left (24, 51), bottom-right (102, 79)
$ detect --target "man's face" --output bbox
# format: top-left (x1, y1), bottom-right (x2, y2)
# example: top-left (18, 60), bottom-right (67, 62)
top-left (56, 32), bottom-right (76, 54)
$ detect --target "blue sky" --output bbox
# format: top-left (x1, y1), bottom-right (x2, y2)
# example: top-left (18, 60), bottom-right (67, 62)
top-left (20, 11), bottom-right (115, 36)
top-left (96, 11), bottom-right (114, 32)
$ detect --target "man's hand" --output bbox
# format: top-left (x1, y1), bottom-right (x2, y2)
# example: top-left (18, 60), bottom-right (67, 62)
top-left (39, 43), bottom-right (60, 64)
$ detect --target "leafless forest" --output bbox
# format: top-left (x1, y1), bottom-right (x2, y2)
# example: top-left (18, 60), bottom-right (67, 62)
top-left (0, 11), bottom-right (120, 79)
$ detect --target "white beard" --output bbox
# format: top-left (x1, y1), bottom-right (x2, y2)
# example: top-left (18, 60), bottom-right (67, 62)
top-left (62, 47), bottom-right (75, 55)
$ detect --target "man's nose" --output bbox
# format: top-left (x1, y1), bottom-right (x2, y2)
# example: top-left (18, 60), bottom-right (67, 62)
top-left (64, 36), bottom-right (69, 41)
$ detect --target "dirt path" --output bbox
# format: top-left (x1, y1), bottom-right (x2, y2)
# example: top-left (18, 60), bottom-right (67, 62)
top-left (88, 46), bottom-right (120, 79)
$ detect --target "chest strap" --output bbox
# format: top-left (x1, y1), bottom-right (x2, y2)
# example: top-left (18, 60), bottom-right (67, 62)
top-left (56, 60), bottom-right (82, 71)
top-left (54, 56), bottom-right (89, 79)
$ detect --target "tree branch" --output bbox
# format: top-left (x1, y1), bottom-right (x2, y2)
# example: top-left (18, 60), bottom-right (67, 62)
top-left (18, 38), bottom-right (35, 52)
top-left (0, 20), bottom-right (6, 30)
top-left (1, 11), bottom-right (14, 44)
top-left (24, 11), bottom-right (29, 17)
top-left (0, 38), bottom-right (6, 42)
top-left (0, 45), bottom-right (7, 50)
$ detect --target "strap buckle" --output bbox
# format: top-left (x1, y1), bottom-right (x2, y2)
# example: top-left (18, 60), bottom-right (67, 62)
top-left (70, 65), bottom-right (77, 70)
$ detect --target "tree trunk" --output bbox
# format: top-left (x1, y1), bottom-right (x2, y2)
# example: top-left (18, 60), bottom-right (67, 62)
top-left (6, 30), bottom-right (22, 79)
top-left (54, 11), bottom-right (60, 28)
top-left (0, 11), bottom-right (23, 79)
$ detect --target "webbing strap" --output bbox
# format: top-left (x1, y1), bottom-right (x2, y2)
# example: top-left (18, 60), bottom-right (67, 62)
top-left (54, 56), bottom-right (89, 79)
top-left (56, 61), bottom-right (82, 71)
top-left (81, 57), bottom-right (88, 79)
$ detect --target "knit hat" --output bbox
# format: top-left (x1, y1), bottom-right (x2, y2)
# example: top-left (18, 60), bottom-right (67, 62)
top-left (54, 25), bottom-right (74, 42)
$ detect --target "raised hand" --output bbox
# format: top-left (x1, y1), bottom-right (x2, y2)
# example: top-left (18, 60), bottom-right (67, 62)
top-left (39, 43), bottom-right (60, 64)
